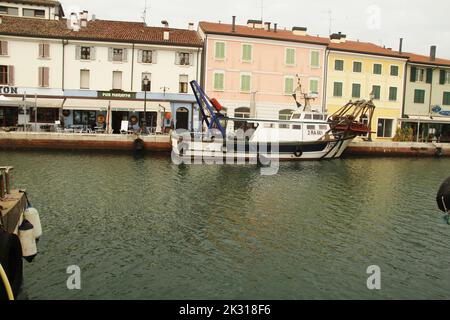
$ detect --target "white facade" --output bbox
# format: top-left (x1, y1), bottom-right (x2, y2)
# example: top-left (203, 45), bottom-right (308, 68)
top-left (0, 0), bottom-right (62, 20)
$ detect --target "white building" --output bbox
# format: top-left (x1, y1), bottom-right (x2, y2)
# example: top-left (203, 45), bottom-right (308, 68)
top-left (0, 3), bottom-right (202, 133)
top-left (0, 0), bottom-right (63, 20)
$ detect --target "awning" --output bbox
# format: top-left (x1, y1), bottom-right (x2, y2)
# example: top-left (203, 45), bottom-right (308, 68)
top-left (0, 95), bottom-right (35, 108)
top-left (400, 116), bottom-right (450, 124)
top-left (63, 98), bottom-right (170, 112)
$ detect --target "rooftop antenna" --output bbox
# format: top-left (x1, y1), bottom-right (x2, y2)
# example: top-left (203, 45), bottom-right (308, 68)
top-left (321, 10), bottom-right (334, 35)
top-left (260, 0), bottom-right (264, 21)
top-left (141, 0), bottom-right (148, 25)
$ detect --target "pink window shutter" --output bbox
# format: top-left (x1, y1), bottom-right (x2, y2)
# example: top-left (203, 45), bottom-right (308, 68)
top-left (8, 66), bottom-right (14, 86)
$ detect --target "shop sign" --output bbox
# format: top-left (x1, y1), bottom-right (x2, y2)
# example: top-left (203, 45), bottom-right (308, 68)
top-left (98, 91), bottom-right (136, 99)
top-left (0, 86), bottom-right (18, 94)
top-left (431, 105), bottom-right (450, 116)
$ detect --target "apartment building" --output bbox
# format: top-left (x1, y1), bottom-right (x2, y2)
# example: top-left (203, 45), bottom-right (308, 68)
top-left (0, 0), bottom-right (64, 20)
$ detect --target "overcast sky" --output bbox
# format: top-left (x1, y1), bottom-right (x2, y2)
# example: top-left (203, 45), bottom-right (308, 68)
top-left (60, 0), bottom-right (450, 59)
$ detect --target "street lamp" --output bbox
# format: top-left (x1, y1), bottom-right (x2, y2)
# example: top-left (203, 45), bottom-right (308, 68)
top-left (142, 76), bottom-right (150, 134)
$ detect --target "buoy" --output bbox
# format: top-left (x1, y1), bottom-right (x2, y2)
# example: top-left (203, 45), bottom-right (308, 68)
top-left (133, 138), bottom-right (145, 152)
top-left (210, 98), bottom-right (223, 111)
top-left (18, 220), bottom-right (37, 263)
top-left (24, 207), bottom-right (42, 240)
top-left (437, 176), bottom-right (450, 213)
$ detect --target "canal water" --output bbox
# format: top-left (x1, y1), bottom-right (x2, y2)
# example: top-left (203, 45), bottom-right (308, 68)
top-left (1, 150), bottom-right (450, 299)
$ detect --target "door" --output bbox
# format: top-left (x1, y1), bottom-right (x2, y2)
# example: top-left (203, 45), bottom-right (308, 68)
top-left (176, 108), bottom-right (189, 130)
top-left (112, 111), bottom-right (127, 134)
top-left (0, 107), bottom-right (18, 127)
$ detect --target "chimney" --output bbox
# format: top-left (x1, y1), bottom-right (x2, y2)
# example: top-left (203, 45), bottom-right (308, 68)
top-left (67, 12), bottom-right (80, 31)
top-left (161, 20), bottom-right (169, 28)
top-left (274, 23), bottom-right (277, 32)
top-left (163, 31), bottom-right (170, 41)
top-left (79, 10), bottom-right (88, 27)
top-left (430, 45), bottom-right (437, 61)
top-left (232, 16), bottom-right (236, 32)
top-left (264, 22), bottom-right (271, 31)
top-left (292, 26), bottom-right (307, 36)
top-left (330, 32), bottom-right (347, 43)
top-left (91, 14), bottom-right (96, 21)
top-left (399, 38), bottom-right (403, 54)
top-left (188, 23), bottom-right (194, 31)
top-left (247, 19), bottom-right (263, 29)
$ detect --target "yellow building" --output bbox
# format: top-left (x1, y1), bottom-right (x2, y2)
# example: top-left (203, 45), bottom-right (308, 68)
top-left (325, 34), bottom-right (408, 140)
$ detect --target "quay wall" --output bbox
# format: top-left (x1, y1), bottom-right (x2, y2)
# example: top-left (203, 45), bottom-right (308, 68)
top-left (345, 141), bottom-right (450, 157)
top-left (0, 132), bottom-right (172, 152)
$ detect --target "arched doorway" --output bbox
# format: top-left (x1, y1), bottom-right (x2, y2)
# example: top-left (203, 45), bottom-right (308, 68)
top-left (234, 107), bottom-right (250, 131)
top-left (279, 109), bottom-right (295, 120)
top-left (176, 107), bottom-right (189, 130)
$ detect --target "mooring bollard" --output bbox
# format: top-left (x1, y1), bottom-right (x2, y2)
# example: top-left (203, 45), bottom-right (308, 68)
top-left (437, 177), bottom-right (450, 218)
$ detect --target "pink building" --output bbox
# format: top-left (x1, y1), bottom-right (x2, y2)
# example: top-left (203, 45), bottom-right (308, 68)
top-left (198, 18), bottom-right (329, 126)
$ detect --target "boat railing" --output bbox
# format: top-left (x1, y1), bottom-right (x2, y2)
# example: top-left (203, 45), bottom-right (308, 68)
top-left (0, 166), bottom-right (13, 198)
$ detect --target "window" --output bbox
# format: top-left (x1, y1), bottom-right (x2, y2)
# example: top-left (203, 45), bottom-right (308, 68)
top-left (333, 82), bottom-right (343, 97)
top-left (176, 52), bottom-right (191, 65)
top-left (213, 72), bottom-right (224, 91)
top-left (23, 8), bottom-right (45, 18)
top-left (389, 87), bottom-right (398, 101)
top-left (38, 43), bottom-right (50, 58)
top-left (372, 85), bottom-right (381, 100)
top-left (284, 77), bottom-right (294, 95)
top-left (240, 74), bottom-right (251, 92)
top-left (30, 108), bottom-right (59, 123)
top-left (141, 50), bottom-right (153, 64)
top-left (279, 109), bottom-right (294, 120)
top-left (353, 61), bottom-right (362, 73)
top-left (352, 83), bottom-right (361, 98)
top-left (0, 41), bottom-right (8, 56)
top-left (112, 71), bottom-right (122, 90)
top-left (414, 89), bottom-right (425, 103)
top-left (179, 75), bottom-right (188, 93)
top-left (235, 107), bottom-right (250, 118)
top-left (286, 48), bottom-right (295, 65)
top-left (113, 48), bottom-right (124, 62)
top-left (446, 71), bottom-right (450, 84)
top-left (309, 79), bottom-right (319, 94)
top-left (377, 119), bottom-right (393, 138)
top-left (0, 6), bottom-right (19, 15)
top-left (73, 110), bottom-right (96, 125)
top-left (373, 64), bottom-right (382, 75)
top-left (242, 44), bottom-right (252, 62)
top-left (38, 67), bottom-right (49, 87)
top-left (79, 46), bottom-right (92, 60)
top-left (0, 65), bottom-right (8, 85)
top-left (443, 92), bottom-right (450, 106)
top-left (335, 60), bottom-right (344, 71)
top-left (390, 65), bottom-right (399, 76)
top-left (215, 42), bottom-right (225, 60)
top-left (311, 51), bottom-right (320, 68)
top-left (415, 68), bottom-right (426, 82)
top-left (292, 125), bottom-right (302, 130)
top-left (141, 73), bottom-right (151, 91)
top-left (80, 69), bottom-right (90, 89)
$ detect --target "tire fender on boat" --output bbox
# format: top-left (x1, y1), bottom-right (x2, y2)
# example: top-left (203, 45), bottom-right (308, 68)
top-left (294, 147), bottom-right (303, 158)
top-left (437, 176), bottom-right (450, 213)
top-left (0, 231), bottom-right (23, 300)
top-left (18, 220), bottom-right (37, 263)
top-left (24, 207), bottom-right (42, 240)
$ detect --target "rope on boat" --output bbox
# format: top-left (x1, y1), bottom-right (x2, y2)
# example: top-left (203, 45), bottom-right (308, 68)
top-left (0, 263), bottom-right (14, 300)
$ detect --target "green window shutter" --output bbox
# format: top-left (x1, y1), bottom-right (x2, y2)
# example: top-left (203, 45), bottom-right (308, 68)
top-left (414, 89), bottom-right (425, 103)
top-left (352, 84), bottom-right (361, 98)
top-left (214, 73), bottom-right (224, 90)
top-left (286, 49), bottom-right (295, 65)
top-left (410, 66), bottom-right (417, 82)
top-left (440, 70), bottom-right (446, 85)
top-left (391, 66), bottom-right (399, 76)
top-left (333, 82), bottom-right (343, 97)
top-left (215, 42), bottom-right (225, 59)
top-left (310, 79), bottom-right (319, 94)
top-left (311, 51), bottom-right (319, 67)
top-left (285, 78), bottom-right (294, 94)
top-left (373, 64), bottom-right (382, 74)
top-left (443, 92), bottom-right (450, 105)
top-left (242, 45), bottom-right (252, 62)
top-left (241, 74), bottom-right (251, 92)
top-left (426, 68), bottom-right (433, 84)
top-left (353, 62), bottom-right (362, 73)
top-left (335, 60), bottom-right (343, 71)
top-left (389, 87), bottom-right (398, 101)
top-left (372, 85), bottom-right (381, 100)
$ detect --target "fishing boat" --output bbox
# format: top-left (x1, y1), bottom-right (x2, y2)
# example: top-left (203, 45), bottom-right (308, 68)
top-left (171, 80), bottom-right (376, 162)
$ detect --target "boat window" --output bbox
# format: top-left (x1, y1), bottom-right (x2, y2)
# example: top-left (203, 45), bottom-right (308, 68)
top-left (264, 123), bottom-right (275, 128)
top-left (304, 114), bottom-right (312, 120)
top-left (307, 125), bottom-right (316, 130)
top-left (313, 114), bottom-right (323, 120)
top-left (319, 125), bottom-right (328, 130)
top-left (292, 114), bottom-right (301, 119)
top-left (292, 125), bottom-right (301, 130)
top-left (279, 124), bottom-right (290, 129)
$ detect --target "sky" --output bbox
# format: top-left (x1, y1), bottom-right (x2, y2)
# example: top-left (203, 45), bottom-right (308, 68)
top-left (59, 0), bottom-right (450, 59)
